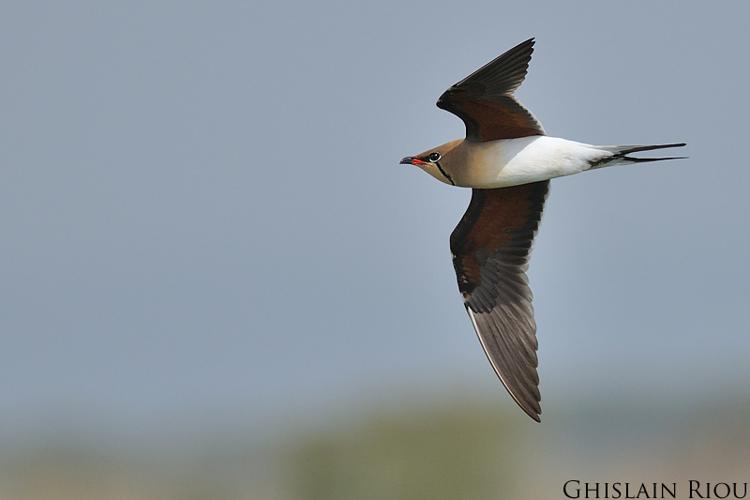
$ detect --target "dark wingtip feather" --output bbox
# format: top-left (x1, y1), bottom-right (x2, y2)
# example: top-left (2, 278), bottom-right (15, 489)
top-left (520, 398), bottom-right (542, 423)
top-left (451, 37), bottom-right (538, 95)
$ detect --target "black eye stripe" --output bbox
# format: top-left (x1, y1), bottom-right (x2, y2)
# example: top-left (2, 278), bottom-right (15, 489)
top-left (435, 160), bottom-right (455, 186)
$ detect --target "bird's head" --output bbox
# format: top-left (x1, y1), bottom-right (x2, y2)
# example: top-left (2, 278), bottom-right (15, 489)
top-left (400, 139), bottom-right (463, 185)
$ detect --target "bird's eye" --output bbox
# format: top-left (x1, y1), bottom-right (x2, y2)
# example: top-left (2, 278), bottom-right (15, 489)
top-left (428, 152), bottom-right (441, 162)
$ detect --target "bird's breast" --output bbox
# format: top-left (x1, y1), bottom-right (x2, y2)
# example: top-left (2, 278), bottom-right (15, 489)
top-left (452, 136), bottom-right (601, 188)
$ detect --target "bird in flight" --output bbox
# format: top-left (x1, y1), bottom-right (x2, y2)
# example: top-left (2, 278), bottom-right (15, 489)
top-left (400, 38), bottom-right (685, 422)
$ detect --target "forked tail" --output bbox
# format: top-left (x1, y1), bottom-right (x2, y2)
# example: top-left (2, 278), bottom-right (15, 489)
top-left (593, 142), bottom-right (687, 168)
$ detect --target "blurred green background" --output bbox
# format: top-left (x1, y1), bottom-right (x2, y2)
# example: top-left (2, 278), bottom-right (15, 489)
top-left (2, 395), bottom-right (750, 499)
top-left (2, 0), bottom-right (749, 498)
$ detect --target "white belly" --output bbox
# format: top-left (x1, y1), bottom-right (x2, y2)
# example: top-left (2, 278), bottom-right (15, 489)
top-left (454, 136), bottom-right (610, 188)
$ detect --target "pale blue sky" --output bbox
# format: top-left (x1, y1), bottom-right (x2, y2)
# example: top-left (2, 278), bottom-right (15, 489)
top-left (1, 1), bottom-right (748, 439)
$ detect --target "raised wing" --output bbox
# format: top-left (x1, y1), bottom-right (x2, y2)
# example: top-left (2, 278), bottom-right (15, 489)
top-left (437, 38), bottom-right (544, 142)
top-left (450, 182), bottom-right (549, 421)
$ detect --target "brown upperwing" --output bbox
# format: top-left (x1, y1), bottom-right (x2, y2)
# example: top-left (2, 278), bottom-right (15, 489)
top-left (449, 181), bottom-right (549, 421)
top-left (436, 37), bottom-right (544, 142)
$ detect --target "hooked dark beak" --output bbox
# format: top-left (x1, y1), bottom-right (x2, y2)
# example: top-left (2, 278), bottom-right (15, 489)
top-left (400, 157), bottom-right (424, 166)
